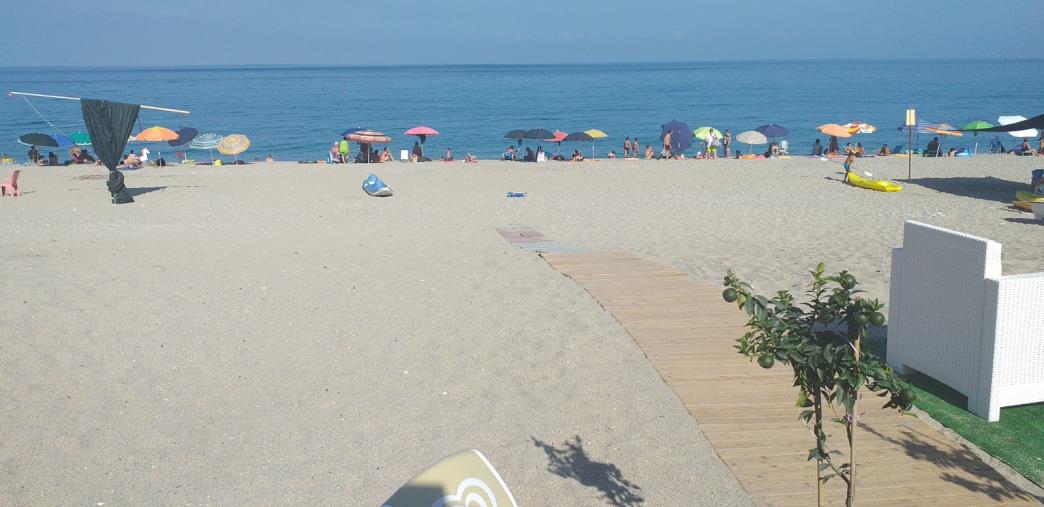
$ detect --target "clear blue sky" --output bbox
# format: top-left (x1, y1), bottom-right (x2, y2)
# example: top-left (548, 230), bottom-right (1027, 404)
top-left (2, 0), bottom-right (1041, 66)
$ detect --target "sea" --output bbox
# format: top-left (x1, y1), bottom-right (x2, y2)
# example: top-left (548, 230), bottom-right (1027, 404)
top-left (0, 60), bottom-right (1041, 162)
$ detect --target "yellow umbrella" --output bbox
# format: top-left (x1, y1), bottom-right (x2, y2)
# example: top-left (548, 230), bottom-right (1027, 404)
top-left (583, 129), bottom-right (608, 158)
top-left (135, 126), bottom-right (178, 142)
top-left (217, 134), bottom-right (251, 160)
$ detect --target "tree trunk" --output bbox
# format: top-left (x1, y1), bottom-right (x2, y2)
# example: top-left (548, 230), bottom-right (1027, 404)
top-left (846, 331), bottom-right (863, 507)
top-left (812, 379), bottom-right (825, 507)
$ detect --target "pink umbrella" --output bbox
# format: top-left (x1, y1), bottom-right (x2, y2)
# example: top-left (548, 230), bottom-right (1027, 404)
top-left (544, 130), bottom-right (567, 155)
top-left (404, 125), bottom-right (439, 144)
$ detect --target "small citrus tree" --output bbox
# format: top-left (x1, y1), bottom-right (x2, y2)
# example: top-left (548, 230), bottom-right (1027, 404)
top-left (722, 263), bottom-right (915, 507)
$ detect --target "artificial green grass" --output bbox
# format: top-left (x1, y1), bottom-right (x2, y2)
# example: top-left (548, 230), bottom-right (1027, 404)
top-left (866, 338), bottom-right (1044, 487)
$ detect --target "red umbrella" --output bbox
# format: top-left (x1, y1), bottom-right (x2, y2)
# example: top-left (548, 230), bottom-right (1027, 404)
top-left (544, 130), bottom-right (567, 155)
top-left (404, 125), bottom-right (439, 144)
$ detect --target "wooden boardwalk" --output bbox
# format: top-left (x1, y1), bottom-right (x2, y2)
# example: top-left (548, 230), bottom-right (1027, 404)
top-left (540, 251), bottom-right (1038, 506)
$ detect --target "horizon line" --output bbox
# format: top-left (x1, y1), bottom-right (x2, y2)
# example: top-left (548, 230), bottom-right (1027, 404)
top-left (3, 56), bottom-right (1038, 71)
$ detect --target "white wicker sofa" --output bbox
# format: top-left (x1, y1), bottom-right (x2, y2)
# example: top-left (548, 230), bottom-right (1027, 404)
top-left (887, 221), bottom-right (1044, 421)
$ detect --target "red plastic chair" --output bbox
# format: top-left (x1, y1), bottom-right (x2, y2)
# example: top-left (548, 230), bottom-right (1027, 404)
top-left (1, 170), bottom-right (20, 196)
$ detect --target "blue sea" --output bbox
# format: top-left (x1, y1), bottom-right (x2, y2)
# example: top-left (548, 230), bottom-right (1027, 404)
top-left (0, 60), bottom-right (1041, 162)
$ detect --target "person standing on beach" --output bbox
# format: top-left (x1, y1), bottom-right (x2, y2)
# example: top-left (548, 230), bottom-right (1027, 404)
top-left (624, 137), bottom-right (632, 158)
top-left (27, 145), bottom-right (40, 164)
top-left (828, 136), bottom-right (839, 156)
top-left (338, 137), bottom-right (350, 163)
top-left (662, 130), bottom-right (673, 158)
top-left (722, 130), bottom-right (732, 158)
top-left (842, 152), bottom-right (856, 183)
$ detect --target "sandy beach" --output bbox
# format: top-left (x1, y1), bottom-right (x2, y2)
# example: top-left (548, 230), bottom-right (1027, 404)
top-left (1, 155), bottom-right (1041, 504)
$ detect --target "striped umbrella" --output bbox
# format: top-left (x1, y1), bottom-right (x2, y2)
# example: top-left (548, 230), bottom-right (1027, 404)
top-left (346, 130), bottom-right (390, 144)
top-left (217, 134), bottom-right (251, 161)
top-left (843, 122), bottom-right (876, 134)
top-left (189, 132), bottom-right (222, 162)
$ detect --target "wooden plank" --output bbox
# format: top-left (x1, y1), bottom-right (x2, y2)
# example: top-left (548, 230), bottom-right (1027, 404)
top-left (536, 250), bottom-right (1036, 506)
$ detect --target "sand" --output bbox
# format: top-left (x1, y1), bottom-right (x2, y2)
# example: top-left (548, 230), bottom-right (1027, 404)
top-left (1, 155), bottom-right (1041, 505)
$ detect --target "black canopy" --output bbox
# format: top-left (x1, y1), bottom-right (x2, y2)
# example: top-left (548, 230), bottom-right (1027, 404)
top-left (80, 98), bottom-right (140, 171)
top-left (967, 113), bottom-right (1044, 133)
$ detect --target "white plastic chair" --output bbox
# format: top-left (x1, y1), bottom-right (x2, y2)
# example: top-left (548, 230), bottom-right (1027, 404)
top-left (400, 149), bottom-right (409, 162)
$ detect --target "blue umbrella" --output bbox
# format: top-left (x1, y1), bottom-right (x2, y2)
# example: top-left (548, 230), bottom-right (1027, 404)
top-left (897, 121), bottom-right (940, 134)
top-left (661, 120), bottom-right (693, 154)
top-left (755, 124), bottom-right (790, 139)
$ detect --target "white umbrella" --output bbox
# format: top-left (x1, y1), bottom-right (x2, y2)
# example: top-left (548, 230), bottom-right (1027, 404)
top-left (736, 130), bottom-right (768, 155)
top-left (998, 116), bottom-right (1039, 150)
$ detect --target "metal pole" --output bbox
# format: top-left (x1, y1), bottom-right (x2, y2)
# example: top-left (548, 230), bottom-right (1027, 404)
top-left (907, 128), bottom-right (913, 180)
top-left (8, 91), bottom-right (190, 115)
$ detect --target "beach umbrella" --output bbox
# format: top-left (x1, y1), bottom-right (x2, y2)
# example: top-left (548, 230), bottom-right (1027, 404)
top-left (564, 132), bottom-right (594, 141)
top-left (660, 120), bottom-right (692, 154)
top-left (346, 130), bottom-right (390, 144)
top-left (346, 130), bottom-right (390, 163)
top-left (217, 134), bottom-right (250, 162)
top-left (135, 126), bottom-right (178, 142)
top-left (755, 124), bottom-right (790, 139)
top-left (340, 127), bottom-right (365, 137)
top-left (843, 122), bottom-right (876, 134)
top-left (584, 129), bottom-right (608, 157)
top-left (404, 125), bottom-right (439, 144)
top-left (525, 128), bottom-right (554, 140)
top-left (735, 130), bottom-right (768, 154)
top-left (168, 127), bottom-right (198, 147)
top-left (504, 129), bottom-right (527, 146)
top-left (817, 124), bottom-right (852, 138)
top-left (960, 120), bottom-right (992, 154)
top-left (68, 131), bottom-right (92, 146)
top-left (188, 132), bottom-right (222, 161)
top-left (926, 123), bottom-right (962, 137)
top-left (18, 132), bottom-right (74, 149)
top-left (692, 126), bottom-right (722, 140)
top-left (545, 130), bottom-right (567, 154)
top-left (996, 116), bottom-right (1039, 150)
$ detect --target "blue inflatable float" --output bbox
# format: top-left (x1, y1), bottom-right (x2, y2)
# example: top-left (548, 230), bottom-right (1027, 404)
top-left (362, 173), bottom-right (393, 197)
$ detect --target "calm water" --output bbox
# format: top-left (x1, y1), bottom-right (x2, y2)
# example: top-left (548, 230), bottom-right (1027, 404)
top-left (1, 60), bottom-right (1041, 162)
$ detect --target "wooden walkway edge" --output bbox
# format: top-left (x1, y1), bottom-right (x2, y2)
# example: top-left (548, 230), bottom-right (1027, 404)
top-left (540, 251), bottom-right (1039, 506)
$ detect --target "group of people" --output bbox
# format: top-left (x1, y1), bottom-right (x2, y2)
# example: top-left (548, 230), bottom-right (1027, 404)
top-left (26, 144), bottom-right (98, 166)
top-left (329, 137), bottom-right (475, 164)
top-left (991, 134), bottom-right (1044, 156)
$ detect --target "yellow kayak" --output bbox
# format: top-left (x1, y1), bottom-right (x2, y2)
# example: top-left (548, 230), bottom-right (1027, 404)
top-left (847, 172), bottom-right (902, 192)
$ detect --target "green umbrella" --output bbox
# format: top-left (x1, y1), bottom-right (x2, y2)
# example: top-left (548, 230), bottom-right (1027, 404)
top-left (68, 131), bottom-right (91, 146)
top-left (961, 120), bottom-right (993, 154)
top-left (692, 126), bottom-right (722, 140)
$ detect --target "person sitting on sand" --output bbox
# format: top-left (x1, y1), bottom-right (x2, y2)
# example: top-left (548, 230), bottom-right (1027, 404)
top-left (27, 145), bottom-right (40, 164)
top-left (811, 138), bottom-right (823, 156)
top-left (80, 149), bottom-right (95, 163)
top-left (503, 145), bottom-right (516, 161)
top-left (842, 142), bottom-right (853, 156)
top-left (465, 152), bottom-right (477, 163)
top-left (329, 143), bottom-right (340, 163)
top-left (571, 149), bottom-right (585, 162)
top-left (855, 143), bottom-right (865, 157)
top-left (644, 144), bottom-right (654, 160)
top-left (412, 141), bottom-right (424, 162)
top-left (442, 147), bottom-right (454, 161)
top-left (877, 144), bottom-right (890, 156)
top-left (828, 136), bottom-right (839, 156)
top-left (608, 150), bottom-right (616, 159)
top-left (47, 151), bottom-right (59, 166)
top-left (0, 153), bottom-right (12, 164)
top-left (735, 149), bottom-right (742, 159)
top-left (379, 147), bottom-right (393, 162)
top-left (122, 150), bottom-right (141, 169)
top-left (947, 146), bottom-right (957, 157)
top-left (522, 147), bottom-right (535, 162)
top-left (266, 154), bottom-right (274, 163)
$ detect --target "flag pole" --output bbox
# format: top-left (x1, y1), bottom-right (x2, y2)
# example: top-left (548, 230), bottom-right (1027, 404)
top-left (8, 91), bottom-right (190, 115)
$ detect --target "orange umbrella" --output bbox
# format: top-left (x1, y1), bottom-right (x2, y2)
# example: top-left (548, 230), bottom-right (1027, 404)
top-left (817, 124), bottom-right (852, 138)
top-left (135, 126), bottom-right (178, 142)
top-left (926, 123), bottom-right (963, 137)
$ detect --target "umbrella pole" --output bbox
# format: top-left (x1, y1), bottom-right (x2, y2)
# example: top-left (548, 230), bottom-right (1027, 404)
top-left (907, 128), bottom-right (913, 180)
top-left (591, 141), bottom-right (596, 159)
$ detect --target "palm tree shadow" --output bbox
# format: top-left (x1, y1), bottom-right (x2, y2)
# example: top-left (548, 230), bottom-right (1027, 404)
top-left (532, 435), bottom-right (644, 506)
top-left (859, 424), bottom-right (1040, 503)
top-left (905, 176), bottom-right (1025, 203)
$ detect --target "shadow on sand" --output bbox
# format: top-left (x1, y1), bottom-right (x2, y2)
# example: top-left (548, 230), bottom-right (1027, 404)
top-left (532, 435), bottom-right (644, 506)
top-left (905, 176), bottom-right (1025, 203)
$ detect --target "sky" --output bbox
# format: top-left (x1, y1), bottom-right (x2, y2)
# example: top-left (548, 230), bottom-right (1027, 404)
top-left (2, 0), bottom-right (1042, 66)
